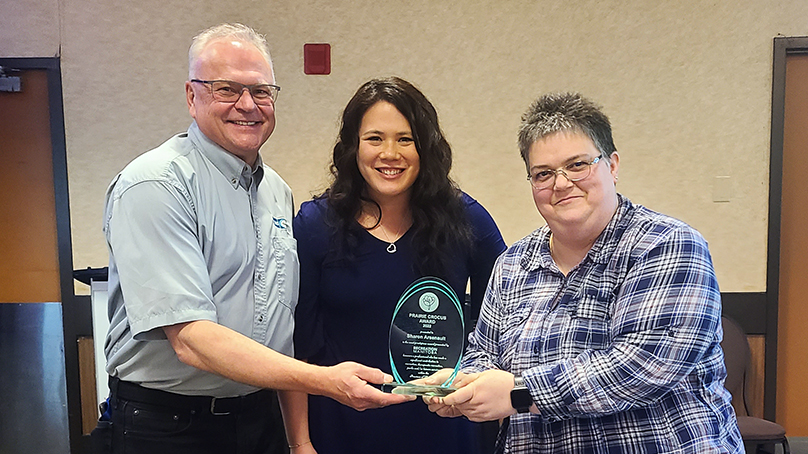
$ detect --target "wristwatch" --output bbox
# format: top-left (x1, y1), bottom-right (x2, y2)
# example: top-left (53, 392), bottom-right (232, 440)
top-left (510, 375), bottom-right (532, 413)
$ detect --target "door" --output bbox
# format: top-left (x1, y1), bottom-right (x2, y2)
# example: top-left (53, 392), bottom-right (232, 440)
top-left (776, 51), bottom-right (808, 435)
top-left (0, 65), bottom-right (71, 452)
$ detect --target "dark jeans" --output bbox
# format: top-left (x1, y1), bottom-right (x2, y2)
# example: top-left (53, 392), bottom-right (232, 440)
top-left (91, 378), bottom-right (288, 454)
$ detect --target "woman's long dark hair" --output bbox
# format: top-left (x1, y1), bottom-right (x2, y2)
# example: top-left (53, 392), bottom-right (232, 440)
top-left (323, 76), bottom-right (473, 276)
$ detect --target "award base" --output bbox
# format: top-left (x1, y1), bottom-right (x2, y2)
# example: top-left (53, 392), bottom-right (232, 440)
top-left (380, 383), bottom-right (456, 397)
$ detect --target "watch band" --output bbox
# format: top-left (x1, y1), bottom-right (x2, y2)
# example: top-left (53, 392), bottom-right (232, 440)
top-left (510, 376), bottom-right (532, 413)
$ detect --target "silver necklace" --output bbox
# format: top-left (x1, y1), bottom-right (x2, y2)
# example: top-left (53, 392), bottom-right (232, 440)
top-left (380, 224), bottom-right (403, 254)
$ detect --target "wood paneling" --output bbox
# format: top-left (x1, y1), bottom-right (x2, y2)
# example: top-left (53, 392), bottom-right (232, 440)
top-left (77, 336), bottom-right (98, 435)
top-left (0, 70), bottom-right (60, 303)
top-left (747, 335), bottom-right (765, 418)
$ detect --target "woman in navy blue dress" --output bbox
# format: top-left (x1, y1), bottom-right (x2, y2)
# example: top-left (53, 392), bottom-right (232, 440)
top-left (292, 77), bottom-right (506, 454)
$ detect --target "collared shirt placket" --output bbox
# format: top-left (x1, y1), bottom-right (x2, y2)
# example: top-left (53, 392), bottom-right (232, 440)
top-left (247, 169), bottom-right (270, 341)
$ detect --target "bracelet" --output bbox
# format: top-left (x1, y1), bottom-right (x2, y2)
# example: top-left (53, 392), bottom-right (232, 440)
top-left (289, 440), bottom-right (312, 449)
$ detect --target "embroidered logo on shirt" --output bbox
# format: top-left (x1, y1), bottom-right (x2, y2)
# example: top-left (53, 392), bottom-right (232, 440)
top-left (272, 217), bottom-right (289, 229)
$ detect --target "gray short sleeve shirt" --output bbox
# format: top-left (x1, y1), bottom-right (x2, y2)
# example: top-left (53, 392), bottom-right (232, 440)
top-left (102, 122), bottom-right (299, 397)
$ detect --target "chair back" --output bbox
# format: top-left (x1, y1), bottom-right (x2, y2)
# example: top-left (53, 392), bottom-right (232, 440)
top-left (720, 317), bottom-right (791, 453)
top-left (720, 316), bottom-right (750, 416)
top-left (721, 317), bottom-right (751, 416)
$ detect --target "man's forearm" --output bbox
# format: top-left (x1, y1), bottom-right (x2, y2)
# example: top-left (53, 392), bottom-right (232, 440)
top-left (162, 319), bottom-right (412, 410)
top-left (164, 319), bottom-right (323, 392)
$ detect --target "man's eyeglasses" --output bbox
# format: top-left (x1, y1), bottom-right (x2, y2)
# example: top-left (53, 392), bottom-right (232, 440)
top-left (527, 156), bottom-right (602, 190)
top-left (191, 79), bottom-right (280, 105)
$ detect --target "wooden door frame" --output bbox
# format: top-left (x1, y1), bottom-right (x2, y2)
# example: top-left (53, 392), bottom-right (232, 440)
top-left (0, 57), bottom-right (91, 453)
top-left (766, 36), bottom-right (808, 421)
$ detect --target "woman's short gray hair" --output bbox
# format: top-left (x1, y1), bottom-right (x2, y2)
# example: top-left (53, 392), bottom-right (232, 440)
top-left (518, 92), bottom-right (616, 169)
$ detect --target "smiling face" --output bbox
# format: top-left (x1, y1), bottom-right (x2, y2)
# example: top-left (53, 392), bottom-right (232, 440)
top-left (186, 38), bottom-right (276, 166)
top-left (356, 101), bottom-right (420, 205)
top-left (528, 131), bottom-right (620, 240)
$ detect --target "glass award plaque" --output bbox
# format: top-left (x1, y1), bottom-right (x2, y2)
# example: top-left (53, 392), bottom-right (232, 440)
top-left (381, 276), bottom-right (464, 396)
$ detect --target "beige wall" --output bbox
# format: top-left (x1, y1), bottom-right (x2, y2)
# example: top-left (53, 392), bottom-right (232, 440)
top-left (2, 0), bottom-right (807, 294)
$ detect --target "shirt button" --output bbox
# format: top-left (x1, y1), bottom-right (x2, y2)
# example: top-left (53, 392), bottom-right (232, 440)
top-left (231, 177), bottom-right (238, 185)
top-left (257, 272), bottom-right (263, 281)
top-left (258, 315), bottom-right (265, 322)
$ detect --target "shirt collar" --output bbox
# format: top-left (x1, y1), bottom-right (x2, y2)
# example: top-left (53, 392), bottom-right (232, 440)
top-left (585, 193), bottom-right (632, 264)
top-left (521, 193), bottom-right (632, 272)
top-left (187, 121), bottom-right (264, 191)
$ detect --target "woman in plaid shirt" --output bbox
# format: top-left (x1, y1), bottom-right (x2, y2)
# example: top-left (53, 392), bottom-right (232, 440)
top-left (425, 92), bottom-right (743, 453)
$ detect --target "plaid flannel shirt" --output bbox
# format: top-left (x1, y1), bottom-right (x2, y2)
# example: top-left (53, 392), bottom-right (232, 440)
top-left (463, 194), bottom-right (743, 453)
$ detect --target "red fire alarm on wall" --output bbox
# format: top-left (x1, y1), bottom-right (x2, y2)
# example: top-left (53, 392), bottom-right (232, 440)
top-left (304, 43), bottom-right (331, 75)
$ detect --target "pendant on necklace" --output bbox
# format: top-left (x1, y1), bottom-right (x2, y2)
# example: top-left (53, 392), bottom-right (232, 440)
top-left (387, 243), bottom-right (397, 254)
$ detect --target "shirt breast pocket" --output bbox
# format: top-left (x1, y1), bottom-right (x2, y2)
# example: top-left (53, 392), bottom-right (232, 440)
top-left (564, 294), bottom-right (612, 352)
top-left (272, 235), bottom-right (299, 312)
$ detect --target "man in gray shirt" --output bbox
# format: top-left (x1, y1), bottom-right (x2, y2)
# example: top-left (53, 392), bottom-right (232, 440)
top-left (92, 23), bottom-right (409, 454)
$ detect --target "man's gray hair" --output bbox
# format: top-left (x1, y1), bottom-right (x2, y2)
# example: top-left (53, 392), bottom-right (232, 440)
top-left (517, 92), bottom-right (616, 169)
top-left (188, 23), bottom-right (274, 79)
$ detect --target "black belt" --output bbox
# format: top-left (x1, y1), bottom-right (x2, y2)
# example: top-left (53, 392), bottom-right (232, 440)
top-left (109, 377), bottom-right (274, 416)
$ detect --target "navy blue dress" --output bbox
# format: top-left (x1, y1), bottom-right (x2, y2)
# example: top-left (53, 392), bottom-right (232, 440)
top-left (293, 193), bottom-right (506, 454)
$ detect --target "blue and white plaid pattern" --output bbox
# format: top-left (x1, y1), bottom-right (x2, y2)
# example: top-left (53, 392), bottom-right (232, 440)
top-left (464, 195), bottom-right (743, 453)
